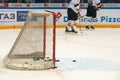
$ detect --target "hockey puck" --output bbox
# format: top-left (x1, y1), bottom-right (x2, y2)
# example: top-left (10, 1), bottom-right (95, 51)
top-left (24, 62), bottom-right (28, 64)
top-left (54, 66), bottom-right (58, 69)
top-left (55, 60), bottom-right (60, 62)
top-left (72, 60), bottom-right (76, 62)
top-left (33, 57), bottom-right (40, 61)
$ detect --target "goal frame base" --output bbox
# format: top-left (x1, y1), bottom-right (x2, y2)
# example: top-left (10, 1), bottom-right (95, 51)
top-left (4, 56), bottom-right (54, 70)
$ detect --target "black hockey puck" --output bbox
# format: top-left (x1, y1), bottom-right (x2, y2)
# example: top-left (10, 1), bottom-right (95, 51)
top-left (55, 60), bottom-right (60, 62)
top-left (72, 60), bottom-right (76, 62)
top-left (33, 57), bottom-right (40, 61)
top-left (24, 62), bottom-right (28, 64)
top-left (54, 66), bottom-right (58, 69)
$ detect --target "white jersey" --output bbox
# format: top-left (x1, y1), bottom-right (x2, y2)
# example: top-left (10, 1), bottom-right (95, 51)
top-left (68, 0), bottom-right (80, 13)
top-left (88, 0), bottom-right (100, 7)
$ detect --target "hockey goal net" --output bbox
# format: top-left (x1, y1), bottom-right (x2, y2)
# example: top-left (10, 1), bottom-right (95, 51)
top-left (4, 10), bottom-right (56, 70)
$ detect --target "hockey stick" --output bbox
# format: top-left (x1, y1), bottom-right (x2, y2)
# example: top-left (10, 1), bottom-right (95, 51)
top-left (79, 18), bottom-right (83, 33)
top-left (78, 15), bottom-right (86, 33)
top-left (78, 0), bottom-right (85, 33)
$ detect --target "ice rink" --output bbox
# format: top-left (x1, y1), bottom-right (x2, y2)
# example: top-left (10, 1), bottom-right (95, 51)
top-left (0, 28), bottom-right (120, 80)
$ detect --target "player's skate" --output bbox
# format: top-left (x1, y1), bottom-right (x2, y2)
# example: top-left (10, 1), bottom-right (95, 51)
top-left (86, 26), bottom-right (89, 29)
top-left (71, 26), bottom-right (78, 33)
top-left (65, 27), bottom-right (71, 33)
top-left (91, 26), bottom-right (95, 29)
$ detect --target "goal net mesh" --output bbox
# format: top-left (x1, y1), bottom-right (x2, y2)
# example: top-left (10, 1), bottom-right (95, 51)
top-left (4, 11), bottom-right (56, 70)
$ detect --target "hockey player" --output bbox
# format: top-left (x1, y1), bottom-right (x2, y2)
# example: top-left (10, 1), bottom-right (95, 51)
top-left (65, 0), bottom-right (81, 33)
top-left (86, 0), bottom-right (101, 29)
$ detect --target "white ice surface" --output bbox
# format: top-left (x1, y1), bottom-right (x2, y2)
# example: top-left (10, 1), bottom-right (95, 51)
top-left (0, 28), bottom-right (120, 80)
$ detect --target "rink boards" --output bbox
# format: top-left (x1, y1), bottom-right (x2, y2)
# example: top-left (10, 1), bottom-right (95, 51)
top-left (0, 7), bottom-right (120, 29)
